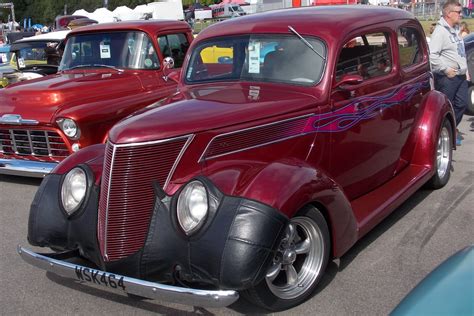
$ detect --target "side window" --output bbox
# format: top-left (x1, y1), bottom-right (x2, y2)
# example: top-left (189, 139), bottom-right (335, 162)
top-left (398, 27), bottom-right (423, 67)
top-left (336, 32), bottom-right (391, 81)
top-left (158, 33), bottom-right (190, 68)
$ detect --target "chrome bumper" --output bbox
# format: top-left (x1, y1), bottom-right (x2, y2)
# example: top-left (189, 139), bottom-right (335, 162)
top-left (17, 246), bottom-right (239, 308)
top-left (0, 158), bottom-right (57, 177)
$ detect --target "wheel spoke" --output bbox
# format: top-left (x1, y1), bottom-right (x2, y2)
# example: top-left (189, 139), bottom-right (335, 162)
top-left (266, 262), bottom-right (282, 282)
top-left (295, 238), bottom-right (311, 254)
top-left (285, 264), bottom-right (298, 286)
top-left (286, 223), bottom-right (297, 244)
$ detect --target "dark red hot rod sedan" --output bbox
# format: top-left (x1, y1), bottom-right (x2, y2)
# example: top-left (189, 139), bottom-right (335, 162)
top-left (0, 20), bottom-right (192, 177)
top-left (19, 6), bottom-right (455, 311)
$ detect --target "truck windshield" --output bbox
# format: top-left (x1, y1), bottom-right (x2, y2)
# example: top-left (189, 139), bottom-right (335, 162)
top-left (185, 34), bottom-right (326, 86)
top-left (59, 31), bottom-right (159, 71)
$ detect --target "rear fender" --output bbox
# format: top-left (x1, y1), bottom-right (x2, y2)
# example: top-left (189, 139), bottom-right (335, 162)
top-left (214, 159), bottom-right (358, 258)
top-left (405, 90), bottom-right (455, 169)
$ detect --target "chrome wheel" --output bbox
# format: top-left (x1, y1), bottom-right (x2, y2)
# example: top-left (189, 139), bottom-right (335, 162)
top-left (436, 126), bottom-right (450, 179)
top-left (265, 216), bottom-right (325, 300)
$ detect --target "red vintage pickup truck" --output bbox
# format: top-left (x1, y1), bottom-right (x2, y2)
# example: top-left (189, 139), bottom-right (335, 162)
top-left (0, 20), bottom-right (192, 177)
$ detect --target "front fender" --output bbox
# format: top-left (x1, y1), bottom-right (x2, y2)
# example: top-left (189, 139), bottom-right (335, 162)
top-left (215, 158), bottom-right (358, 258)
top-left (52, 143), bottom-right (105, 185)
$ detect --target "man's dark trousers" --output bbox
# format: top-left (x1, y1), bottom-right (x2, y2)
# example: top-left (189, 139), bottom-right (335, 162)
top-left (434, 73), bottom-right (468, 126)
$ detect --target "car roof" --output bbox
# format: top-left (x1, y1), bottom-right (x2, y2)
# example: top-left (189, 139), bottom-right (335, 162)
top-left (14, 30), bottom-right (70, 43)
top-left (197, 5), bottom-right (415, 41)
top-left (69, 20), bottom-right (191, 36)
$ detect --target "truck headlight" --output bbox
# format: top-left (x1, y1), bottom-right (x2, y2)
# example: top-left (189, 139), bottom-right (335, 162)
top-left (61, 167), bottom-right (87, 216)
top-left (177, 180), bottom-right (209, 235)
top-left (57, 118), bottom-right (80, 139)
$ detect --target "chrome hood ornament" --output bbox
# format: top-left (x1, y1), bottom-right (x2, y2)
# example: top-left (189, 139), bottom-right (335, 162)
top-left (0, 114), bottom-right (39, 125)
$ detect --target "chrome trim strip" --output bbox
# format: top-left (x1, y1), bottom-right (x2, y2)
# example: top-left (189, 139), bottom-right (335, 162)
top-left (104, 143), bottom-right (116, 262)
top-left (164, 134), bottom-right (194, 190)
top-left (0, 158), bottom-right (57, 177)
top-left (18, 245), bottom-right (239, 308)
top-left (45, 131), bottom-right (52, 156)
top-left (199, 114), bottom-right (312, 163)
top-left (111, 134), bottom-right (195, 148)
top-left (9, 130), bottom-right (18, 153)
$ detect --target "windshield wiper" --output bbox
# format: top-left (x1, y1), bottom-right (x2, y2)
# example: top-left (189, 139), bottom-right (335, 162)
top-left (91, 64), bottom-right (123, 72)
top-left (66, 64), bottom-right (123, 71)
top-left (288, 25), bottom-right (326, 61)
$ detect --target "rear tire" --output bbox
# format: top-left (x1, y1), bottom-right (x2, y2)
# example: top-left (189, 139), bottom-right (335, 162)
top-left (426, 118), bottom-right (453, 189)
top-left (243, 205), bottom-right (330, 311)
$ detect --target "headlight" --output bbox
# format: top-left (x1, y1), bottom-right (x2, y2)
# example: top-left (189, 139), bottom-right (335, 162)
top-left (57, 118), bottom-right (80, 139)
top-left (61, 167), bottom-right (87, 216)
top-left (177, 180), bottom-right (209, 235)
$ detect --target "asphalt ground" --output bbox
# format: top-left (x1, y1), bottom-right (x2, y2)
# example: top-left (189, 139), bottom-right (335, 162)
top-left (1, 117), bottom-right (473, 315)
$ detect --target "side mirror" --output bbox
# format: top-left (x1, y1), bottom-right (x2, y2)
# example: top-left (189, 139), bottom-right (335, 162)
top-left (334, 74), bottom-right (363, 90)
top-left (162, 57), bottom-right (175, 82)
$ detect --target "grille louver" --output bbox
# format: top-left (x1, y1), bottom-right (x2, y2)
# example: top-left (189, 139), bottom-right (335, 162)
top-left (0, 129), bottom-right (68, 160)
top-left (98, 136), bottom-right (193, 262)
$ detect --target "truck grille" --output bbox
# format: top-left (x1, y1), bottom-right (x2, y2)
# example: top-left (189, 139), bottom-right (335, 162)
top-left (98, 136), bottom-right (193, 262)
top-left (0, 128), bottom-right (69, 160)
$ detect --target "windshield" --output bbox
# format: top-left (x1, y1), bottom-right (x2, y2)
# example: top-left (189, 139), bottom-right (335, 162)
top-left (59, 31), bottom-right (159, 71)
top-left (185, 35), bottom-right (326, 85)
top-left (231, 5), bottom-right (244, 12)
top-left (15, 41), bottom-right (62, 68)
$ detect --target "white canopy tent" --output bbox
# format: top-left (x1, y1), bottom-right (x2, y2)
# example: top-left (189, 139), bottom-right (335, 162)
top-left (113, 6), bottom-right (141, 21)
top-left (72, 9), bottom-right (92, 18)
top-left (88, 8), bottom-right (117, 23)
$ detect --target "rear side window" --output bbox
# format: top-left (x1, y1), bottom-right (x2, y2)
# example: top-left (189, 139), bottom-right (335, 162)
top-left (158, 33), bottom-right (190, 68)
top-left (336, 32), bottom-right (391, 81)
top-left (398, 27), bottom-right (423, 67)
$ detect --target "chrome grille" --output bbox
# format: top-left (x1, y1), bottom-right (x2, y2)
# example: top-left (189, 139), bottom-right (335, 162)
top-left (0, 129), bottom-right (69, 159)
top-left (98, 135), bottom-right (193, 262)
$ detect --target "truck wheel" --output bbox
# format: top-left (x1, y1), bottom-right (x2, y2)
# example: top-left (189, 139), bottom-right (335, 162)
top-left (243, 205), bottom-right (330, 311)
top-left (426, 118), bottom-right (453, 189)
top-left (466, 85), bottom-right (474, 116)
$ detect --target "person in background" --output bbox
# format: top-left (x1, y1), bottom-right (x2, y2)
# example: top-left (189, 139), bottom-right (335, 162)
top-left (430, 0), bottom-right (468, 146)
top-left (377, 58), bottom-right (390, 74)
top-left (460, 21), bottom-right (470, 37)
top-left (357, 63), bottom-right (370, 79)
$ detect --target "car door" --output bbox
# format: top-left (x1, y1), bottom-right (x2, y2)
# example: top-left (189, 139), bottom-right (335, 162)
top-left (328, 30), bottom-right (405, 201)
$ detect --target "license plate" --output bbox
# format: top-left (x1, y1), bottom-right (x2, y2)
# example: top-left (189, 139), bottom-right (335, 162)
top-left (75, 266), bottom-right (125, 290)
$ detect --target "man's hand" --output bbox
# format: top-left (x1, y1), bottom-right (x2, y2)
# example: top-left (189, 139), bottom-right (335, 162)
top-left (445, 67), bottom-right (458, 78)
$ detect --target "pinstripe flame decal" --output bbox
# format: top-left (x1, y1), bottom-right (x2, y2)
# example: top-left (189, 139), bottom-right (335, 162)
top-left (201, 79), bottom-right (429, 161)
top-left (304, 80), bottom-right (430, 133)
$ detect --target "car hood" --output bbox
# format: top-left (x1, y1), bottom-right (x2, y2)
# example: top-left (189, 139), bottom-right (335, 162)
top-left (0, 71), bottom-right (143, 124)
top-left (109, 82), bottom-right (320, 144)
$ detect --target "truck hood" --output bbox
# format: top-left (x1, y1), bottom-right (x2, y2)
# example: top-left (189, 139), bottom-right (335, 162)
top-left (109, 83), bottom-right (320, 144)
top-left (0, 71), bottom-right (143, 124)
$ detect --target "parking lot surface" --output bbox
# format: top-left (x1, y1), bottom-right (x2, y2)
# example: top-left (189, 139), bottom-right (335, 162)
top-left (1, 118), bottom-right (473, 315)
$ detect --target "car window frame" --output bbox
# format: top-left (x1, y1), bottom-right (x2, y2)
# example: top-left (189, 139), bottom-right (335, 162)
top-left (334, 29), bottom-right (394, 84)
top-left (396, 22), bottom-right (428, 75)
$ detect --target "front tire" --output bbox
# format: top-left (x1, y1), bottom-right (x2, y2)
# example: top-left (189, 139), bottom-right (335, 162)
top-left (243, 205), bottom-right (330, 311)
top-left (466, 85), bottom-right (474, 116)
top-left (426, 118), bottom-right (453, 189)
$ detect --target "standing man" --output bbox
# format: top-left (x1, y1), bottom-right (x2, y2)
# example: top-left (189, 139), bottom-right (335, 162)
top-left (430, 0), bottom-right (468, 145)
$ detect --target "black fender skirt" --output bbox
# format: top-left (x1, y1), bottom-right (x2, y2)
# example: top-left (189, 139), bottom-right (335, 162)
top-left (27, 172), bottom-right (289, 290)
